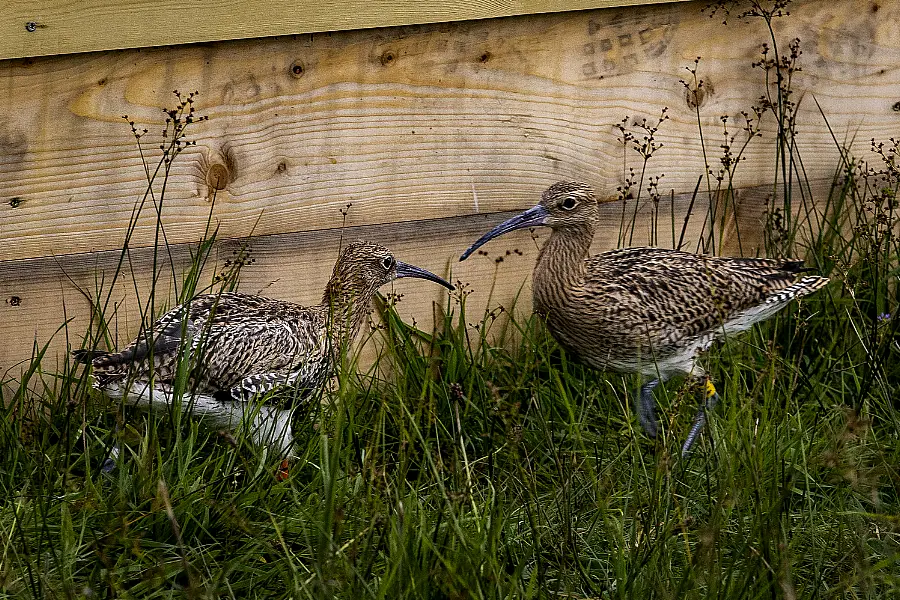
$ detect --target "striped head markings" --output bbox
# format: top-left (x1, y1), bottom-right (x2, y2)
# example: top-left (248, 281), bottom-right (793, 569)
top-left (460, 180), bottom-right (615, 261)
top-left (327, 241), bottom-right (453, 299)
top-left (539, 181), bottom-right (606, 229)
top-left (330, 241), bottom-right (399, 295)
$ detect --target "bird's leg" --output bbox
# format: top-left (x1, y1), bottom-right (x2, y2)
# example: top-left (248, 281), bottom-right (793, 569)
top-left (681, 378), bottom-right (720, 457)
top-left (637, 379), bottom-right (660, 438)
top-left (100, 420), bottom-right (123, 474)
top-left (100, 440), bottom-right (121, 473)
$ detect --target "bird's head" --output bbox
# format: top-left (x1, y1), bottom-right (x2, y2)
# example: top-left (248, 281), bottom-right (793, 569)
top-left (327, 241), bottom-right (453, 301)
top-left (538, 181), bottom-right (600, 229)
top-left (459, 181), bottom-right (604, 261)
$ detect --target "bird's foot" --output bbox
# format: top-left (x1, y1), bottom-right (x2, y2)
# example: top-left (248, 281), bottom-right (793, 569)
top-left (101, 443), bottom-right (121, 474)
top-left (275, 459), bottom-right (290, 482)
top-left (637, 379), bottom-right (660, 438)
top-left (681, 379), bottom-right (720, 458)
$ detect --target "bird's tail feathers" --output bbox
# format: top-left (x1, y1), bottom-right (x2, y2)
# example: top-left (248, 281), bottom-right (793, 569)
top-left (766, 275), bottom-right (829, 304)
top-left (722, 275), bottom-right (828, 336)
top-left (779, 259), bottom-right (814, 274)
top-left (72, 348), bottom-right (137, 370)
top-left (71, 349), bottom-right (109, 364)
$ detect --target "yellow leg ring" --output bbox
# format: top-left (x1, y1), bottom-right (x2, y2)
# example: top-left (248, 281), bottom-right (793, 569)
top-left (705, 379), bottom-right (718, 398)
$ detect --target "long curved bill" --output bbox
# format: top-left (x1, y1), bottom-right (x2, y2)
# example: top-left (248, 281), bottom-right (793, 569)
top-left (459, 204), bottom-right (549, 261)
top-left (395, 262), bottom-right (455, 291)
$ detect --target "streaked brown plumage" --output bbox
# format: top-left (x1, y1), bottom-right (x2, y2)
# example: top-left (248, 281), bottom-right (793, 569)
top-left (74, 241), bottom-right (453, 404)
top-left (460, 181), bottom-right (828, 455)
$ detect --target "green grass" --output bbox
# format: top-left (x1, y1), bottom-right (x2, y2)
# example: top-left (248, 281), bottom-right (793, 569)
top-left (0, 260), bottom-right (900, 598)
top-left (2, 16), bottom-right (900, 597)
top-left (1, 223), bottom-right (898, 598)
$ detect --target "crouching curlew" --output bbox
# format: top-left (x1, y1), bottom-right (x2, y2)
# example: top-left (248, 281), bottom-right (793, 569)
top-left (460, 181), bottom-right (827, 456)
top-left (74, 241), bottom-right (453, 475)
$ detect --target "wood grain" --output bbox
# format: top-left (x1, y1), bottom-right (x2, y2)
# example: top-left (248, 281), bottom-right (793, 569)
top-left (1, 0), bottom-right (687, 60)
top-left (1, 0), bottom-right (897, 265)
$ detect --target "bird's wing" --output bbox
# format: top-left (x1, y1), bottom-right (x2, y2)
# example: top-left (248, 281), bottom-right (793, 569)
top-left (87, 293), bottom-right (329, 397)
top-left (584, 248), bottom-right (816, 349)
top-left (183, 295), bottom-right (329, 395)
top-left (85, 303), bottom-right (193, 383)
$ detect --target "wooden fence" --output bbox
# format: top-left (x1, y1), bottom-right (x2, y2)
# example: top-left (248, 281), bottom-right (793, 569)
top-left (1, 0), bottom-right (897, 372)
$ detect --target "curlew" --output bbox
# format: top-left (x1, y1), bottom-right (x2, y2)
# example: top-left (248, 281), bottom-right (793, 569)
top-left (460, 181), bottom-right (827, 456)
top-left (75, 241), bottom-right (453, 472)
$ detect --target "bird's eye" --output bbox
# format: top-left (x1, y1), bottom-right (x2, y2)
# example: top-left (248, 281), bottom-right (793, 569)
top-left (561, 196), bottom-right (578, 210)
top-left (381, 256), bottom-right (394, 270)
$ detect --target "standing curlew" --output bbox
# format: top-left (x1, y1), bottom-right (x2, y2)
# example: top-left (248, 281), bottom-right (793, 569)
top-left (74, 241), bottom-right (453, 472)
top-left (459, 181), bottom-right (827, 456)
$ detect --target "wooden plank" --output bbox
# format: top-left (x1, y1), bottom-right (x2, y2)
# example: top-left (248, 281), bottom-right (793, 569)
top-left (2, 190), bottom-right (729, 374)
top-left (1, 0), bottom-right (897, 265)
top-left (0, 0), bottom-right (688, 61)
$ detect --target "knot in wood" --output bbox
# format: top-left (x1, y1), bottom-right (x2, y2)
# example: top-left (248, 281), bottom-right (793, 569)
top-left (206, 163), bottom-right (230, 191)
top-left (685, 85), bottom-right (706, 109)
top-left (380, 50), bottom-right (396, 66)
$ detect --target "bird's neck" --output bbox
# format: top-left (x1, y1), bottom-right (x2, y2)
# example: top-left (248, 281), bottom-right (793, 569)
top-left (321, 283), bottom-right (373, 343)
top-left (533, 224), bottom-right (594, 311)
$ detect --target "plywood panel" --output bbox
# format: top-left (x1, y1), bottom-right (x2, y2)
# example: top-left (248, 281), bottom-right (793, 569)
top-left (1, 0), bottom-right (897, 264)
top-left (1, 0), bottom-right (687, 60)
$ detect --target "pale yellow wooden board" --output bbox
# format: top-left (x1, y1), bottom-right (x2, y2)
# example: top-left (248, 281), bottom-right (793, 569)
top-left (1, 0), bottom-right (688, 60)
top-left (1, 0), bottom-right (897, 266)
